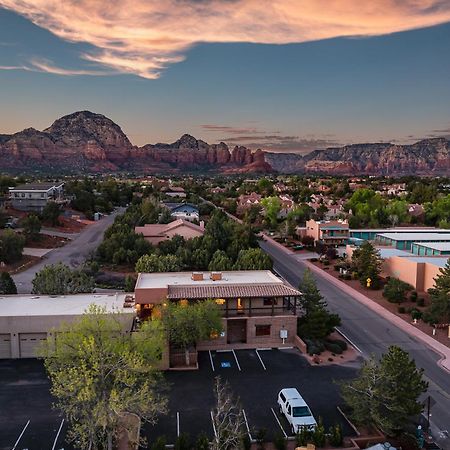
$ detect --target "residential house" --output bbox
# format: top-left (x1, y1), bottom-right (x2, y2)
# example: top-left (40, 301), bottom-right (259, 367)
top-left (305, 219), bottom-right (349, 246)
top-left (278, 194), bottom-right (295, 218)
top-left (162, 202), bottom-right (200, 222)
top-left (408, 203), bottom-right (425, 219)
top-left (164, 186), bottom-right (187, 198)
top-left (9, 182), bottom-right (64, 212)
top-left (135, 219), bottom-right (204, 246)
top-left (237, 192), bottom-right (262, 214)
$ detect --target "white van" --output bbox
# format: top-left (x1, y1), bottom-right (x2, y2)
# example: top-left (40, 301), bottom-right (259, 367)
top-left (277, 388), bottom-right (317, 434)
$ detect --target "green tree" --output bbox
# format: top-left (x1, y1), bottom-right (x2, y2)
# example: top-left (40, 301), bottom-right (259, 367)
top-left (42, 202), bottom-right (61, 227)
top-left (383, 278), bottom-right (413, 304)
top-left (346, 189), bottom-right (386, 227)
top-left (260, 196), bottom-right (281, 229)
top-left (425, 258), bottom-right (450, 324)
top-left (209, 250), bottom-right (233, 271)
top-left (41, 305), bottom-right (167, 450)
top-left (0, 230), bottom-right (25, 264)
top-left (351, 242), bottom-right (383, 289)
top-left (204, 209), bottom-right (232, 251)
top-left (233, 248), bottom-right (272, 270)
top-left (0, 271), bottom-right (17, 294)
top-left (135, 254), bottom-right (182, 273)
top-left (0, 208), bottom-right (8, 228)
top-left (32, 263), bottom-right (95, 295)
top-left (22, 214), bottom-right (42, 241)
top-left (297, 269), bottom-right (341, 340)
top-left (162, 300), bottom-right (222, 366)
top-left (257, 178), bottom-right (274, 196)
top-left (386, 200), bottom-right (409, 226)
top-left (341, 346), bottom-right (427, 436)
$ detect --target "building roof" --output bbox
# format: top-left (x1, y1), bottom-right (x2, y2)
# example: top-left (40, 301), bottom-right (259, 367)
top-left (168, 283), bottom-right (300, 299)
top-left (377, 248), bottom-right (412, 258)
top-left (413, 242), bottom-right (450, 251)
top-left (135, 219), bottom-right (204, 238)
top-left (350, 227), bottom-right (449, 233)
top-left (377, 232), bottom-right (450, 242)
top-left (0, 293), bottom-right (133, 317)
top-left (10, 182), bottom-right (64, 192)
top-left (403, 256), bottom-right (449, 267)
top-left (162, 202), bottom-right (198, 212)
top-left (136, 270), bottom-right (301, 299)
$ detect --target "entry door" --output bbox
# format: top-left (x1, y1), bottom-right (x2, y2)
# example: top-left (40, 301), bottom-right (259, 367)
top-left (0, 334), bottom-right (11, 359)
top-left (227, 319), bottom-right (247, 344)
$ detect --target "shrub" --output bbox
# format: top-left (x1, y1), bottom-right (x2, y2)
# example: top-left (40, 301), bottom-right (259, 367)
top-left (417, 297), bottom-right (425, 307)
top-left (273, 432), bottom-right (287, 450)
top-left (411, 308), bottom-right (422, 320)
top-left (383, 277), bottom-right (413, 303)
top-left (175, 433), bottom-right (191, 450)
top-left (305, 339), bottom-right (325, 356)
top-left (324, 341), bottom-right (343, 354)
top-left (328, 424), bottom-right (343, 447)
top-left (310, 258), bottom-right (318, 262)
top-left (323, 259), bottom-right (330, 266)
top-left (242, 434), bottom-right (252, 450)
top-left (398, 306), bottom-right (406, 314)
top-left (344, 273), bottom-right (351, 280)
top-left (410, 291), bottom-right (418, 302)
top-left (195, 432), bottom-right (210, 450)
top-left (329, 338), bottom-right (347, 351)
top-left (296, 427), bottom-right (313, 447)
top-left (312, 418), bottom-right (326, 447)
top-left (255, 428), bottom-right (267, 449)
top-left (150, 436), bottom-right (166, 450)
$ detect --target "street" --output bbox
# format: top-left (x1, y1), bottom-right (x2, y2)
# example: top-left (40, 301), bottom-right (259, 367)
top-left (260, 239), bottom-right (450, 448)
top-left (12, 208), bottom-right (124, 294)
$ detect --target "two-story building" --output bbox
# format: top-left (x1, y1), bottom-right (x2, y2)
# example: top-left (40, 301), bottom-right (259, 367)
top-left (134, 270), bottom-right (301, 353)
top-left (305, 219), bottom-right (349, 246)
top-left (9, 182), bottom-right (64, 212)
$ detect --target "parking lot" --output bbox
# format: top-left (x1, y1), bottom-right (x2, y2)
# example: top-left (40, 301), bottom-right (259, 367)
top-left (0, 349), bottom-right (360, 449)
top-left (142, 348), bottom-right (360, 446)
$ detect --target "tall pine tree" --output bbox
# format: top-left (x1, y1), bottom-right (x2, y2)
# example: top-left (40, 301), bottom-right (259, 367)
top-left (425, 258), bottom-right (450, 324)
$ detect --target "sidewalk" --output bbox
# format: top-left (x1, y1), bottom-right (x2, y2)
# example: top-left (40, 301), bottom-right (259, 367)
top-left (262, 234), bottom-right (450, 373)
top-left (304, 260), bottom-right (450, 374)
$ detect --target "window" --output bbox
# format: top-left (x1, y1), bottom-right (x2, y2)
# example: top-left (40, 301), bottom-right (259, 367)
top-left (263, 298), bottom-right (278, 306)
top-left (279, 392), bottom-right (286, 403)
top-left (293, 406), bottom-right (312, 418)
top-left (255, 324), bottom-right (271, 336)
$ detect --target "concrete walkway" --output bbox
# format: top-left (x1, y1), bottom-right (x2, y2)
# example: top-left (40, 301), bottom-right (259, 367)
top-left (22, 247), bottom-right (53, 258)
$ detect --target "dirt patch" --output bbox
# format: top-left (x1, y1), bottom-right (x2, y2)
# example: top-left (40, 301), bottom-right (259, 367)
top-left (312, 261), bottom-right (450, 349)
top-left (23, 233), bottom-right (70, 249)
top-left (0, 255), bottom-right (40, 274)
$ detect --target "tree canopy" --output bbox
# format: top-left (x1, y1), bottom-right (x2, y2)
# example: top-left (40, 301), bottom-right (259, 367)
top-left (0, 230), bottom-right (25, 264)
top-left (351, 242), bottom-right (383, 289)
top-left (0, 271), bottom-right (17, 294)
top-left (425, 258), bottom-right (450, 324)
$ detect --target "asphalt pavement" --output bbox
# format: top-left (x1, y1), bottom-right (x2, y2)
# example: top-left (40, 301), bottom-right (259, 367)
top-left (12, 208), bottom-right (124, 294)
top-left (260, 239), bottom-right (450, 449)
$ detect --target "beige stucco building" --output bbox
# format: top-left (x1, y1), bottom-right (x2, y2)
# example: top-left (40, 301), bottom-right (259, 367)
top-left (135, 219), bottom-right (204, 246)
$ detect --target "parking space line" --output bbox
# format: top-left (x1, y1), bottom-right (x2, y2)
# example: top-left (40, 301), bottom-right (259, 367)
top-left (176, 412), bottom-right (180, 437)
top-left (51, 418), bottom-right (65, 450)
top-left (335, 327), bottom-right (363, 353)
top-left (209, 350), bottom-right (215, 371)
top-left (210, 410), bottom-right (218, 440)
top-left (270, 408), bottom-right (288, 438)
top-left (242, 409), bottom-right (253, 441)
top-left (255, 349), bottom-right (267, 370)
top-left (232, 349), bottom-right (241, 371)
top-left (12, 419), bottom-right (30, 450)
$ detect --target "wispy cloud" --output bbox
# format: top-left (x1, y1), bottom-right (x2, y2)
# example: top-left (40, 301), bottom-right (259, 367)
top-left (1, 0), bottom-right (450, 78)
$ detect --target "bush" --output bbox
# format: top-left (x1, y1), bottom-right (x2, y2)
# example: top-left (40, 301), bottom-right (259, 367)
top-left (305, 339), bottom-right (325, 356)
top-left (398, 306), bottom-right (406, 314)
top-left (410, 291), bottom-right (418, 302)
top-left (310, 258), bottom-right (318, 262)
top-left (383, 277), bottom-right (413, 303)
top-left (195, 432), bottom-right (210, 450)
top-left (323, 259), bottom-right (330, 266)
top-left (328, 338), bottom-right (347, 351)
top-left (150, 436), bottom-right (166, 450)
top-left (255, 428), bottom-right (267, 449)
top-left (273, 432), bottom-right (287, 450)
top-left (312, 418), bottom-right (326, 447)
top-left (411, 308), bottom-right (422, 320)
top-left (175, 433), bottom-right (191, 450)
top-left (344, 273), bottom-right (351, 280)
top-left (417, 297), bottom-right (425, 307)
top-left (242, 434), bottom-right (252, 450)
top-left (324, 341), bottom-right (343, 354)
top-left (328, 424), bottom-right (343, 447)
top-left (296, 427), bottom-right (313, 447)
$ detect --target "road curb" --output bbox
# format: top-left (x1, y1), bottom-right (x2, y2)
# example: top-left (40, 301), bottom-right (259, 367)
top-left (304, 261), bottom-right (450, 373)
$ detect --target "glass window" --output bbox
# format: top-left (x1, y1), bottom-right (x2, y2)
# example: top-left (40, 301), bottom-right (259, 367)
top-left (255, 325), bottom-right (271, 336)
top-left (292, 406), bottom-right (312, 418)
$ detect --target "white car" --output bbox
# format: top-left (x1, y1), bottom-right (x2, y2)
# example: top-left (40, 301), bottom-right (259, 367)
top-left (277, 388), bottom-right (317, 434)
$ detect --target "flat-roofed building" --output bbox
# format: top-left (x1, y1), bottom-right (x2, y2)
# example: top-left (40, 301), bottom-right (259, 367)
top-left (306, 219), bottom-right (349, 246)
top-left (376, 232), bottom-right (450, 250)
top-left (9, 182), bottom-right (64, 212)
top-left (134, 270), bottom-right (301, 351)
top-left (411, 242), bottom-right (450, 257)
top-left (0, 293), bottom-right (135, 359)
top-left (349, 227), bottom-right (450, 241)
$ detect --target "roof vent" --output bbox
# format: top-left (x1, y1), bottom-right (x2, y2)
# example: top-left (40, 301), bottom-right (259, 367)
top-left (210, 272), bottom-right (222, 281)
top-left (192, 272), bottom-right (204, 281)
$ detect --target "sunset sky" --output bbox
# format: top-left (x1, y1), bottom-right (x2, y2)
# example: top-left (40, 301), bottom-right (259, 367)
top-left (1, 1), bottom-right (450, 153)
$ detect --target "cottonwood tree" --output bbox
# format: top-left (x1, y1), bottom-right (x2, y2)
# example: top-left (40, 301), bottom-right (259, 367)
top-left (41, 305), bottom-right (167, 450)
top-left (341, 346), bottom-right (427, 436)
top-left (162, 300), bottom-right (222, 366)
top-left (211, 377), bottom-right (246, 450)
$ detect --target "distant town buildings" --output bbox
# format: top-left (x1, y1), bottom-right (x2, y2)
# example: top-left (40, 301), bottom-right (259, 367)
top-left (162, 202), bottom-right (200, 222)
top-left (135, 219), bottom-right (204, 245)
top-left (305, 219), bottom-right (349, 246)
top-left (9, 182), bottom-right (64, 212)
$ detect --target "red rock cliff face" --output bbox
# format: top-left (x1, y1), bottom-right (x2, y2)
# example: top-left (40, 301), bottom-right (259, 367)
top-left (0, 112), bottom-right (272, 174)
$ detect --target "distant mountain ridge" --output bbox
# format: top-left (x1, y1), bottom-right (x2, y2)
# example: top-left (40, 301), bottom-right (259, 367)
top-left (0, 111), bottom-right (449, 175)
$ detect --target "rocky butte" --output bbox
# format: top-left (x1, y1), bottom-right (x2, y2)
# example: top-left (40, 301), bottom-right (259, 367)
top-left (0, 111), bottom-right (449, 175)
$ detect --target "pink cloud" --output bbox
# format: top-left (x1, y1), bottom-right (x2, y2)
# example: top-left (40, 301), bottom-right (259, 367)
top-left (1, 0), bottom-right (450, 78)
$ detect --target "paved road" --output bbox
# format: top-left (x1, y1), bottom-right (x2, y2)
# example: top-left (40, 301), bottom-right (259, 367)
top-left (260, 239), bottom-right (450, 448)
top-left (13, 208), bottom-right (124, 294)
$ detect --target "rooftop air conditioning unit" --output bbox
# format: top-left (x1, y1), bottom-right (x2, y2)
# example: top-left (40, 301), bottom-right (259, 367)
top-left (210, 272), bottom-right (222, 281)
top-left (192, 272), bottom-right (204, 281)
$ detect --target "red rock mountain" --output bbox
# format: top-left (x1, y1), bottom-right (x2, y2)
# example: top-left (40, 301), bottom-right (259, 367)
top-left (0, 111), bottom-right (271, 174)
top-left (1, 111), bottom-right (449, 175)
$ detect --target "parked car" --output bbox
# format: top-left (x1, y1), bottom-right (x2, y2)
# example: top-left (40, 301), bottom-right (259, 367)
top-left (277, 388), bottom-right (317, 434)
top-left (4, 217), bottom-right (18, 229)
top-left (293, 244), bottom-right (304, 250)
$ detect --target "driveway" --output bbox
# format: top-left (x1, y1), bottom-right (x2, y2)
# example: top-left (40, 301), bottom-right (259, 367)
top-left (12, 208), bottom-right (123, 294)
